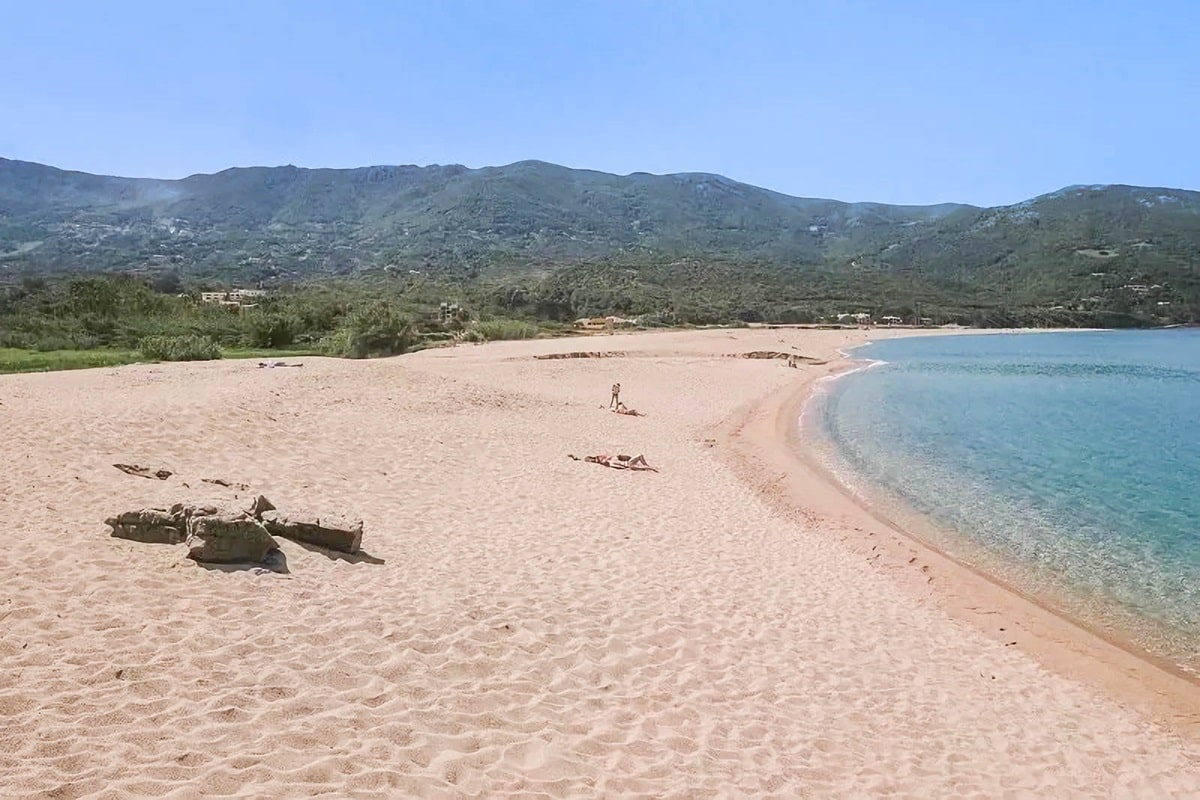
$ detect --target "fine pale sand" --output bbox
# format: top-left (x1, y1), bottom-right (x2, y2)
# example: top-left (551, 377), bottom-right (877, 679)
top-left (1, 327), bottom-right (1198, 798)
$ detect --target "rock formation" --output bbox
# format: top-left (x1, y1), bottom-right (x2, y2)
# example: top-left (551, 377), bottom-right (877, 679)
top-left (105, 508), bottom-right (187, 544)
top-left (105, 494), bottom-right (364, 564)
top-left (259, 510), bottom-right (363, 555)
top-left (106, 503), bottom-right (218, 545)
top-left (185, 513), bottom-right (279, 564)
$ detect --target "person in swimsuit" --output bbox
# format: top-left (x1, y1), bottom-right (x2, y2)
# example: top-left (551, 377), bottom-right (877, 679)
top-left (569, 453), bottom-right (658, 472)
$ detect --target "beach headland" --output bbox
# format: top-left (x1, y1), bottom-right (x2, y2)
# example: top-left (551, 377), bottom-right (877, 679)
top-left (1, 326), bottom-right (1197, 797)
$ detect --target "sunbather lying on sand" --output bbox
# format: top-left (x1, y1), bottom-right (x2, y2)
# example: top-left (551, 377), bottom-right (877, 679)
top-left (568, 453), bottom-right (658, 471)
top-left (614, 402), bottom-right (645, 417)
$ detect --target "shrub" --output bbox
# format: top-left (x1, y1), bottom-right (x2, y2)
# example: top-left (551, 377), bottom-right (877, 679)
top-left (245, 312), bottom-right (299, 349)
top-left (324, 302), bottom-right (415, 358)
top-left (139, 334), bottom-right (222, 362)
top-left (470, 319), bottom-right (540, 341)
top-left (33, 335), bottom-right (85, 352)
top-left (459, 329), bottom-right (485, 343)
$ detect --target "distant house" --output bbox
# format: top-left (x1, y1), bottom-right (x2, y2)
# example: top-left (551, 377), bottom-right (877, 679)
top-left (200, 288), bottom-right (268, 309)
top-left (573, 315), bottom-right (635, 332)
top-left (836, 312), bottom-right (873, 325)
top-left (229, 289), bottom-right (266, 303)
top-left (880, 315), bottom-right (903, 325)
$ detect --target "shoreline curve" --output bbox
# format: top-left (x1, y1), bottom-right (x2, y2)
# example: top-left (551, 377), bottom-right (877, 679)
top-left (713, 344), bottom-right (1200, 740)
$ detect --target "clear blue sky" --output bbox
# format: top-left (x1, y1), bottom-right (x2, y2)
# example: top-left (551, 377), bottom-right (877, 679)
top-left (2, 0), bottom-right (1196, 206)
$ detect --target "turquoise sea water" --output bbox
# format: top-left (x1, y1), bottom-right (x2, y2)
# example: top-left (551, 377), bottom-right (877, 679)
top-left (813, 330), bottom-right (1200, 673)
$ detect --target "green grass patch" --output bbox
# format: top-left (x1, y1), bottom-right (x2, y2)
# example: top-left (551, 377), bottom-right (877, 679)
top-left (0, 348), bottom-right (142, 374)
top-left (0, 346), bottom-right (324, 375)
top-left (222, 347), bottom-right (324, 360)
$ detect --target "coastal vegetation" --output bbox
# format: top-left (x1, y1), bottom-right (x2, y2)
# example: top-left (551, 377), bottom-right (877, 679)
top-left (0, 274), bottom-right (562, 372)
top-left (0, 264), bottom-right (1184, 375)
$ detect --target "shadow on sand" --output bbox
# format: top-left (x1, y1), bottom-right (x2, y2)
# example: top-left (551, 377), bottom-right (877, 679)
top-left (187, 542), bottom-right (385, 572)
top-left (290, 539), bottom-right (386, 565)
top-left (190, 548), bottom-right (291, 574)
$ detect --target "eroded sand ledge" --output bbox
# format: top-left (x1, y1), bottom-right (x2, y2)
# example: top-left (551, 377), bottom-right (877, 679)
top-left (0, 327), bottom-right (1197, 797)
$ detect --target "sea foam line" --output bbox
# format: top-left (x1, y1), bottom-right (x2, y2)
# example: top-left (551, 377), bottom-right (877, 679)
top-left (793, 356), bottom-right (891, 503)
top-left (797, 357), bottom-right (887, 429)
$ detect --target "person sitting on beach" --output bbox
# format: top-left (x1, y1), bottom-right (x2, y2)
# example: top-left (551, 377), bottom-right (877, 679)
top-left (568, 453), bottom-right (658, 472)
top-left (614, 402), bottom-right (645, 417)
top-left (610, 382), bottom-right (622, 409)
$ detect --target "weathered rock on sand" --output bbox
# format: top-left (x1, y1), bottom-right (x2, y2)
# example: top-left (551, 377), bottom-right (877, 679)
top-left (107, 495), bottom-right (362, 559)
top-left (533, 351), bottom-right (627, 360)
top-left (246, 494), bottom-right (276, 518)
top-left (733, 350), bottom-right (824, 363)
top-left (260, 509), bottom-right (363, 554)
top-left (203, 477), bottom-right (250, 490)
top-left (105, 508), bottom-right (187, 544)
top-left (109, 502), bottom-right (281, 564)
top-left (185, 512), bottom-right (279, 564)
top-left (106, 503), bottom-right (219, 544)
top-left (112, 463), bottom-right (173, 480)
top-left (171, 502), bottom-right (219, 522)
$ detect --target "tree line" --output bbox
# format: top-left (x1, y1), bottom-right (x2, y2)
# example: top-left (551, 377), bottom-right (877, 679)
top-left (0, 264), bottom-right (1187, 365)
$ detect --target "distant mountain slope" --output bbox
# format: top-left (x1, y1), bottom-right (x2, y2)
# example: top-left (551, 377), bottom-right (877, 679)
top-left (0, 157), bottom-right (970, 279)
top-left (1, 158), bottom-right (1198, 319)
top-left (877, 184), bottom-right (1200, 305)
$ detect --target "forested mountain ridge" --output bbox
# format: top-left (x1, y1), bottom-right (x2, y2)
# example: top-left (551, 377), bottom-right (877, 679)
top-left (0, 157), bottom-right (970, 277)
top-left (2, 157), bottom-right (1198, 323)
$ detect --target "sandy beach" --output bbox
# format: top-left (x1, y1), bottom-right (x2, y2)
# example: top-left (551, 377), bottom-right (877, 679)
top-left (1, 326), bottom-right (1198, 798)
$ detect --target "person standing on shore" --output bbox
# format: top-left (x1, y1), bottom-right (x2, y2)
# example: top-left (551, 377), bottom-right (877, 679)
top-left (610, 382), bottom-right (621, 409)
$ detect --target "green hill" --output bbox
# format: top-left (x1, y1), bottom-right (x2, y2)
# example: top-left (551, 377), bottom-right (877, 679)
top-left (1, 157), bottom-right (1198, 323)
top-left (0, 157), bottom-right (969, 278)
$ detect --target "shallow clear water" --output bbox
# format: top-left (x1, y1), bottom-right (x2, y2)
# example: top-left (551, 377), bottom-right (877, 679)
top-left (815, 330), bottom-right (1200, 671)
